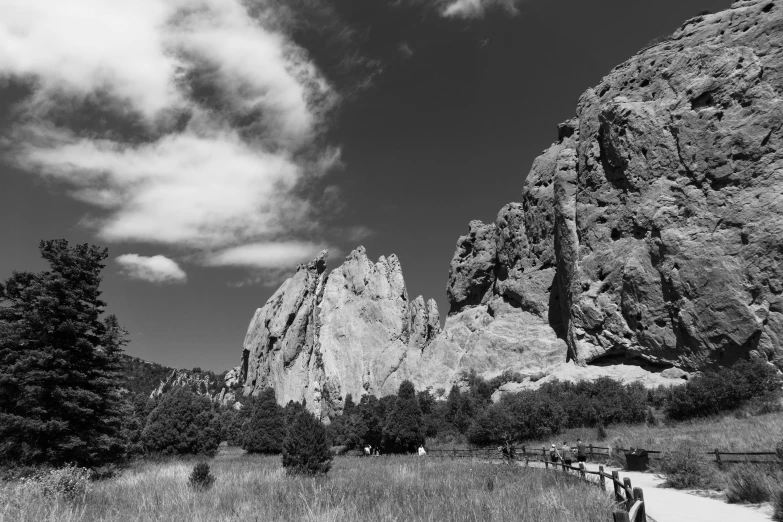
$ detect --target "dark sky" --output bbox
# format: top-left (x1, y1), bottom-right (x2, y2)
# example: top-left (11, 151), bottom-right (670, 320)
top-left (0, 0), bottom-right (730, 371)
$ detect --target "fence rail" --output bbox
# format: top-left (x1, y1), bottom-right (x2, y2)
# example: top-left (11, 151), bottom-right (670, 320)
top-left (427, 445), bottom-right (780, 464)
top-left (429, 448), bottom-right (648, 521)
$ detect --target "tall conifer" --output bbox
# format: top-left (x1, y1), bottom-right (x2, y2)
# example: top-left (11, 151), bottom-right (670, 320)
top-left (242, 387), bottom-right (285, 454)
top-left (0, 239), bottom-right (126, 466)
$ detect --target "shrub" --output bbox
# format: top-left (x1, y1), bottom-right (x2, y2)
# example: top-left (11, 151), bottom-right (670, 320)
top-left (282, 409), bottom-right (332, 475)
top-left (773, 485), bottom-right (783, 521)
top-left (242, 388), bottom-right (285, 454)
top-left (382, 381), bottom-right (425, 453)
top-left (141, 387), bottom-right (221, 456)
top-left (467, 389), bottom-right (565, 445)
top-left (18, 465), bottom-right (92, 502)
top-left (655, 447), bottom-right (717, 489)
top-left (665, 359), bottom-right (783, 421)
top-left (726, 465), bottom-right (770, 504)
top-left (188, 461), bottom-right (215, 491)
top-left (596, 424), bottom-right (607, 441)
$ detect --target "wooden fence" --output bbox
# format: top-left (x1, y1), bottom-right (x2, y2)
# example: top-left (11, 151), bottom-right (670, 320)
top-left (427, 445), bottom-right (780, 465)
top-left (428, 449), bottom-right (648, 521)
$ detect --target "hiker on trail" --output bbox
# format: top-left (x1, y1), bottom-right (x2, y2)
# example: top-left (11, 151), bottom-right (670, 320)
top-left (561, 442), bottom-right (573, 467)
top-left (418, 445), bottom-right (427, 456)
top-left (549, 444), bottom-right (559, 463)
top-left (364, 445), bottom-right (371, 456)
top-left (576, 438), bottom-right (587, 463)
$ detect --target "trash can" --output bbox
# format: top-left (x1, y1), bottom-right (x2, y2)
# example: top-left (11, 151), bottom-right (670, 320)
top-left (625, 448), bottom-right (649, 471)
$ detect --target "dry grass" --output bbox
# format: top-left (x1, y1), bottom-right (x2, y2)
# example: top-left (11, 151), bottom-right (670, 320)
top-left (514, 411), bottom-right (783, 454)
top-left (1, 446), bottom-right (615, 522)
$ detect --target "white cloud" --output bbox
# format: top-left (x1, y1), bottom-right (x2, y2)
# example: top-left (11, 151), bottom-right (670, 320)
top-left (0, 0), bottom-right (345, 277)
top-left (440, 0), bottom-right (521, 19)
top-left (116, 254), bottom-right (187, 283)
top-left (205, 241), bottom-right (328, 268)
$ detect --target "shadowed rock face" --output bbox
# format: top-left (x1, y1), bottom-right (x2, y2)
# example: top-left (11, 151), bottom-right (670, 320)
top-left (443, 0), bottom-right (783, 371)
top-left (241, 1), bottom-right (783, 416)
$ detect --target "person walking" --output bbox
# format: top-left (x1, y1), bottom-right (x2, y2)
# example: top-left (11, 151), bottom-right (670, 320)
top-left (549, 443), bottom-right (559, 464)
top-left (418, 445), bottom-right (427, 456)
top-left (561, 441), bottom-right (573, 467)
top-left (576, 438), bottom-right (587, 463)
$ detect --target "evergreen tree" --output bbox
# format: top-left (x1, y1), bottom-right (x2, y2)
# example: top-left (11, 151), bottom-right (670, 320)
top-left (0, 239), bottom-right (126, 466)
top-left (445, 385), bottom-right (473, 433)
top-left (282, 408), bottom-right (332, 475)
top-left (343, 394), bottom-right (356, 415)
top-left (242, 387), bottom-right (285, 454)
top-left (141, 387), bottom-right (221, 456)
top-left (382, 380), bottom-right (424, 453)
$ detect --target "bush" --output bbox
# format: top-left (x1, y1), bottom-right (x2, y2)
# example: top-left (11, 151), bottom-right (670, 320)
top-left (282, 409), bottom-right (332, 475)
top-left (467, 389), bottom-right (565, 445)
top-left (726, 465), bottom-right (770, 504)
top-left (188, 461), bottom-right (215, 491)
top-left (665, 360), bottom-right (783, 421)
top-left (17, 465), bottom-right (92, 502)
top-left (773, 485), bottom-right (783, 521)
top-left (382, 381), bottom-right (425, 453)
top-left (596, 424), bottom-right (607, 441)
top-left (242, 388), bottom-right (285, 454)
top-left (141, 387), bottom-right (221, 456)
top-left (655, 447), bottom-right (717, 489)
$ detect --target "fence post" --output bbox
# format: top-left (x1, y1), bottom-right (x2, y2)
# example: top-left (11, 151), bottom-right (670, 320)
top-left (599, 465), bottom-right (606, 490)
top-left (612, 471), bottom-right (622, 503)
top-left (542, 447), bottom-right (546, 462)
top-left (714, 448), bottom-right (722, 469)
top-left (623, 477), bottom-right (633, 511)
top-left (633, 487), bottom-right (647, 522)
top-left (545, 460), bottom-right (549, 470)
top-left (613, 512), bottom-right (631, 522)
top-left (589, 444), bottom-right (594, 461)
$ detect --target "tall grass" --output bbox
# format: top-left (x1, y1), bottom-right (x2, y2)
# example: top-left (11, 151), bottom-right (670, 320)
top-left (1, 447), bottom-right (615, 522)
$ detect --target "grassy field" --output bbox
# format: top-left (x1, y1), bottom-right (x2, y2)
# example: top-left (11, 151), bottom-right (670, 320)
top-left (517, 410), bottom-right (783, 453)
top-left (1, 447), bottom-right (615, 522)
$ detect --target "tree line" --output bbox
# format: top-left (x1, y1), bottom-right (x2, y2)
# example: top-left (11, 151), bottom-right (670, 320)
top-left (2, 239), bottom-right (780, 472)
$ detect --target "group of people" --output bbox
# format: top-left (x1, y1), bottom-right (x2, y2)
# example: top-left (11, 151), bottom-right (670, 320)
top-left (549, 438), bottom-right (587, 467)
top-left (362, 445), bottom-right (427, 456)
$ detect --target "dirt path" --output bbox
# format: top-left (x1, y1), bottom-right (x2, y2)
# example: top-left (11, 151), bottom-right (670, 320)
top-left (576, 462), bottom-right (774, 522)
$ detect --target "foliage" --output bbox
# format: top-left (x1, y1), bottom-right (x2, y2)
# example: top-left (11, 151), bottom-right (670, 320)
top-left (596, 424), bottom-right (607, 441)
top-left (141, 387), bottom-right (221, 456)
top-left (242, 388), bottom-right (285, 454)
top-left (188, 462), bottom-right (215, 491)
top-left (16, 465), bottom-right (92, 502)
top-left (119, 355), bottom-right (174, 396)
top-left (0, 451), bottom-right (617, 521)
top-left (654, 447), bottom-right (717, 489)
top-left (382, 381), bottom-right (425, 453)
top-left (220, 408), bottom-right (245, 446)
top-left (282, 408), bottom-right (332, 475)
top-left (0, 239), bottom-right (127, 467)
top-left (467, 389), bottom-right (565, 445)
top-left (773, 484), bottom-right (783, 522)
top-left (725, 465), bottom-right (770, 504)
top-left (665, 359), bottom-right (783, 421)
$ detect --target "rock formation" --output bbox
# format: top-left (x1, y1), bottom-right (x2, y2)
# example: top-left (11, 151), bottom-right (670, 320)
top-left (241, 247), bottom-right (440, 420)
top-left (240, 0), bottom-right (783, 417)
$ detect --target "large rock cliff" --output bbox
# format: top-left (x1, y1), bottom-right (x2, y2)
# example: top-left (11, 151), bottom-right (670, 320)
top-left (241, 247), bottom-right (440, 420)
top-left (240, 0), bottom-right (783, 417)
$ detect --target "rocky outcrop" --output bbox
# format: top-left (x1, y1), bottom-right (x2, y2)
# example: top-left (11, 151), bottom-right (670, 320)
top-left (241, 247), bottom-right (440, 420)
top-left (439, 0), bottom-right (783, 372)
top-left (240, 0), bottom-right (783, 414)
top-left (150, 368), bottom-right (241, 409)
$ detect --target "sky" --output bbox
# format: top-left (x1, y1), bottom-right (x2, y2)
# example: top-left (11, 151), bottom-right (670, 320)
top-left (0, 0), bottom-right (732, 372)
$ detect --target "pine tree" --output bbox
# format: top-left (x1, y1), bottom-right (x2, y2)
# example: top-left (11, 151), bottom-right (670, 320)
top-left (242, 387), bottom-right (285, 454)
top-left (382, 380), bottom-right (425, 453)
top-left (141, 387), bottom-right (221, 456)
top-left (0, 239), bottom-right (126, 466)
top-left (282, 408), bottom-right (332, 475)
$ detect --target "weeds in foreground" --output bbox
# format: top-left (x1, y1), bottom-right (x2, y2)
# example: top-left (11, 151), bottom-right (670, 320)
top-left (772, 484), bottom-right (783, 521)
top-left (725, 465), bottom-right (770, 504)
top-left (0, 449), bottom-right (615, 522)
top-left (653, 448), bottom-right (718, 490)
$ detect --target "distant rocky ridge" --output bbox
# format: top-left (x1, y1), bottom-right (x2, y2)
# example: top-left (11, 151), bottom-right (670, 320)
top-left (239, 0), bottom-right (783, 419)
